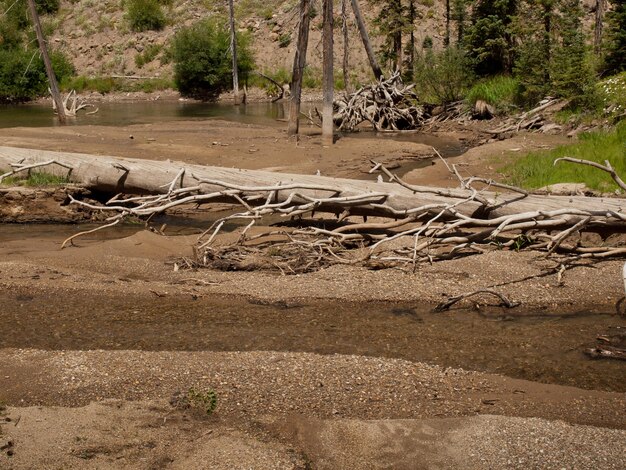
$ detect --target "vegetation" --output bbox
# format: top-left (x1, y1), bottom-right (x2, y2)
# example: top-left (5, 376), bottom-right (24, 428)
top-left (170, 18), bottom-right (254, 100)
top-left (125, 0), bottom-right (166, 32)
top-left (0, 171), bottom-right (70, 187)
top-left (413, 46), bottom-right (474, 104)
top-left (604, 0), bottom-right (626, 74)
top-left (61, 75), bottom-right (173, 94)
top-left (504, 121), bottom-right (626, 191)
top-left (186, 387), bottom-right (218, 415)
top-left (465, 75), bottom-right (519, 111)
top-left (0, 0), bottom-right (74, 102)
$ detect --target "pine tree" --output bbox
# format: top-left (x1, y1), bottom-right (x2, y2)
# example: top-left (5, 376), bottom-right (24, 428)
top-left (604, 0), bottom-right (626, 73)
top-left (550, 0), bottom-right (595, 103)
top-left (464, 0), bottom-right (518, 75)
top-left (370, 0), bottom-right (409, 73)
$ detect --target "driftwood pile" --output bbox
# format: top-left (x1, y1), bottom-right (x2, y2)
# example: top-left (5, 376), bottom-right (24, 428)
top-left (333, 72), bottom-right (425, 131)
top-left (486, 98), bottom-right (566, 136)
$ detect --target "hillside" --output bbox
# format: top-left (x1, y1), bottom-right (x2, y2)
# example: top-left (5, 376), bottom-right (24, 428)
top-left (47, 0), bottom-right (451, 85)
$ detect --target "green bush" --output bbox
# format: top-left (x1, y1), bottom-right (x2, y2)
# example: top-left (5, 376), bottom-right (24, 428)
top-left (0, 48), bottom-right (73, 102)
top-left (171, 18), bottom-right (254, 100)
top-left (465, 75), bottom-right (519, 111)
top-left (413, 47), bottom-right (474, 104)
top-left (126, 0), bottom-right (166, 32)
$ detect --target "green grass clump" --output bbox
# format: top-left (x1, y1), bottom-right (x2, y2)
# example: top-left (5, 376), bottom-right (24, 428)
top-left (62, 76), bottom-right (173, 94)
top-left (504, 121), bottom-right (626, 192)
top-left (465, 75), bottom-right (519, 110)
top-left (1, 171), bottom-right (70, 187)
top-left (135, 44), bottom-right (163, 68)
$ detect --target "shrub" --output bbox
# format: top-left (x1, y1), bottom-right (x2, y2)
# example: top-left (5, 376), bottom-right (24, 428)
top-left (171, 18), bottom-right (254, 99)
top-left (0, 48), bottom-right (73, 102)
top-left (126, 0), bottom-right (166, 32)
top-left (413, 46), bottom-right (474, 104)
top-left (465, 75), bottom-right (519, 111)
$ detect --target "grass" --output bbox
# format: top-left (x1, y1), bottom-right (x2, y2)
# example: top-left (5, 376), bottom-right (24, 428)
top-left (465, 75), bottom-right (519, 111)
top-left (62, 75), bottom-right (174, 94)
top-left (504, 121), bottom-right (626, 192)
top-left (0, 171), bottom-right (70, 187)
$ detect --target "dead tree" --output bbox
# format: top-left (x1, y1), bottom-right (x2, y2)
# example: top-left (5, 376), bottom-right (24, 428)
top-left (27, 0), bottom-right (66, 124)
top-left (322, 0), bottom-right (335, 145)
top-left (341, 0), bottom-right (351, 94)
top-left (1, 146), bottom-right (625, 273)
top-left (288, 0), bottom-right (312, 136)
top-left (228, 0), bottom-right (240, 105)
top-left (350, 0), bottom-right (383, 80)
top-left (594, 0), bottom-right (605, 55)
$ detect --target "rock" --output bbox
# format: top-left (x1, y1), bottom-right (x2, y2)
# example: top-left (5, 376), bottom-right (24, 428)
top-left (539, 123), bottom-right (563, 134)
top-left (269, 32), bottom-right (279, 42)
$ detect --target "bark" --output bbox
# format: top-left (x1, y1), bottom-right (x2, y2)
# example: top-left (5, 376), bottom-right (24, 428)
top-left (228, 0), bottom-right (240, 105)
top-left (594, 0), bottom-right (605, 54)
top-left (322, 0), bottom-right (335, 145)
top-left (27, 0), bottom-right (66, 125)
top-left (1, 146), bottom-right (625, 226)
top-left (341, 0), bottom-right (351, 93)
top-left (288, 0), bottom-right (312, 136)
top-left (350, 0), bottom-right (383, 80)
top-left (445, 0), bottom-right (450, 47)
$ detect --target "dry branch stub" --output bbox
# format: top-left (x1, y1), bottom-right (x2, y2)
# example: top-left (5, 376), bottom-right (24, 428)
top-left (1, 146), bottom-right (625, 273)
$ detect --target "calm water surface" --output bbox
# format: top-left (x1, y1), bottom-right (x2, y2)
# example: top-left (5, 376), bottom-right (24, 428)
top-left (0, 100), bottom-right (465, 157)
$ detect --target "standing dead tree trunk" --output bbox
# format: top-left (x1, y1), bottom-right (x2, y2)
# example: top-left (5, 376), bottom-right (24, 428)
top-left (288, 0), bottom-right (312, 136)
top-left (228, 0), bottom-right (240, 105)
top-left (322, 0), bottom-right (335, 145)
top-left (341, 0), bottom-right (351, 94)
top-left (594, 0), bottom-right (605, 54)
top-left (350, 0), bottom-right (383, 80)
top-left (27, 0), bottom-right (66, 125)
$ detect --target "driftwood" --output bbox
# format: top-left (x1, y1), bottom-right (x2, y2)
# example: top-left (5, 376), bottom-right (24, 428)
top-left (51, 89), bottom-right (98, 117)
top-left (0, 146), bottom-right (625, 272)
top-left (486, 98), bottom-right (566, 135)
top-left (333, 72), bottom-right (425, 131)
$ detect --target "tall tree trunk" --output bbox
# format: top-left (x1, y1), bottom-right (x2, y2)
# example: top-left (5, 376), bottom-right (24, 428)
top-left (322, 0), bottom-right (334, 145)
top-left (288, 0), bottom-right (312, 136)
top-left (543, 1), bottom-right (552, 84)
top-left (27, 0), bottom-right (66, 125)
top-left (228, 0), bottom-right (240, 105)
top-left (407, 0), bottom-right (415, 79)
top-left (594, 0), bottom-right (605, 54)
top-left (445, 0), bottom-right (450, 47)
top-left (341, 0), bottom-right (351, 93)
top-left (350, 0), bottom-right (383, 80)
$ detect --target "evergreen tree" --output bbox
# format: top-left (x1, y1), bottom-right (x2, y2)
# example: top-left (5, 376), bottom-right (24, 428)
top-left (464, 0), bottom-right (518, 75)
top-left (370, 0), bottom-right (409, 73)
top-left (550, 0), bottom-right (595, 103)
top-left (604, 0), bottom-right (626, 73)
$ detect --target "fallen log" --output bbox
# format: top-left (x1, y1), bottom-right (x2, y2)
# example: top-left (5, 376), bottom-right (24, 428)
top-left (0, 146), bottom-right (625, 269)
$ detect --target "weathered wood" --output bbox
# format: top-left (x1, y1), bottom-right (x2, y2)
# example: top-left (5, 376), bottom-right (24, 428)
top-left (288, 0), bottom-right (312, 136)
top-left (228, 0), bottom-right (240, 105)
top-left (0, 146), bottom-right (625, 226)
top-left (27, 0), bottom-right (66, 125)
top-left (350, 0), bottom-right (383, 80)
top-left (322, 0), bottom-right (335, 145)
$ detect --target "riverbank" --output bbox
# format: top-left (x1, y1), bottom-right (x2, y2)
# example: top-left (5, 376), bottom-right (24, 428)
top-left (1, 118), bottom-right (624, 469)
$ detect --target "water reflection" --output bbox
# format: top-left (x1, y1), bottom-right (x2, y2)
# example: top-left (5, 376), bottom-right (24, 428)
top-left (0, 100), bottom-right (297, 129)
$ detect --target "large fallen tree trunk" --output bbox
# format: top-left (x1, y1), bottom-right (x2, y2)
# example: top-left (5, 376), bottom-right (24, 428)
top-left (1, 146), bottom-right (625, 269)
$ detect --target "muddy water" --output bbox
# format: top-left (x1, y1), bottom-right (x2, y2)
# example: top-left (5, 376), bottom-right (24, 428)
top-left (0, 288), bottom-right (623, 393)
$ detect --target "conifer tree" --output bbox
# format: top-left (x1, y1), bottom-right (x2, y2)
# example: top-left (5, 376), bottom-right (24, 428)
top-left (464, 0), bottom-right (518, 75)
top-left (604, 0), bottom-right (626, 73)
